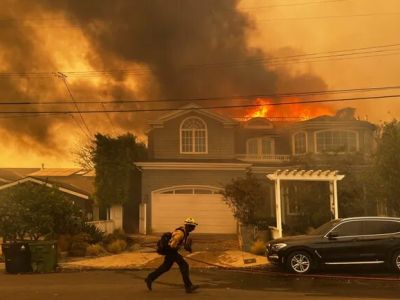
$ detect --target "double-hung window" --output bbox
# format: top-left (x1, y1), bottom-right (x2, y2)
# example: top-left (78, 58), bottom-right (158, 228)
top-left (246, 137), bottom-right (274, 156)
top-left (293, 132), bottom-right (307, 155)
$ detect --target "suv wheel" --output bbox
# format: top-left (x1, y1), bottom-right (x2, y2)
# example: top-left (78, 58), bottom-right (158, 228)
top-left (286, 251), bottom-right (313, 274)
top-left (392, 251), bottom-right (400, 273)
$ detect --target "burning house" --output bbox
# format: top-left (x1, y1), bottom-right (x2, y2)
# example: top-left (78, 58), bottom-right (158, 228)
top-left (134, 103), bottom-right (376, 235)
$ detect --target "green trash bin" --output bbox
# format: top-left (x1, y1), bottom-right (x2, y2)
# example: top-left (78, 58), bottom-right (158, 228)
top-left (28, 241), bottom-right (57, 273)
top-left (2, 242), bottom-right (32, 274)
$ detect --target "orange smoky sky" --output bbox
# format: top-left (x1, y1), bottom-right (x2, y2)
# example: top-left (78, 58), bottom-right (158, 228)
top-left (0, 0), bottom-right (399, 167)
top-left (244, 0), bottom-right (400, 120)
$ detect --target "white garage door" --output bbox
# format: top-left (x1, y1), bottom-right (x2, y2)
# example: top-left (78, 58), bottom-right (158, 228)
top-left (152, 186), bottom-right (237, 234)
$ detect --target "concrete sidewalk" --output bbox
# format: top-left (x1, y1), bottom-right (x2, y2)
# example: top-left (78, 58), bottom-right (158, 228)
top-left (59, 250), bottom-right (268, 270)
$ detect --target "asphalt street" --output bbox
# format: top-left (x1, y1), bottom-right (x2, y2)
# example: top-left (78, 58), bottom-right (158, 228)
top-left (0, 268), bottom-right (400, 300)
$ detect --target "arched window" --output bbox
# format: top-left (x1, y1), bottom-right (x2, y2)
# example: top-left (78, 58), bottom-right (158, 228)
top-left (246, 137), bottom-right (274, 156)
top-left (315, 130), bottom-right (358, 153)
top-left (158, 186), bottom-right (221, 195)
top-left (180, 117), bottom-right (208, 154)
top-left (293, 132), bottom-right (307, 155)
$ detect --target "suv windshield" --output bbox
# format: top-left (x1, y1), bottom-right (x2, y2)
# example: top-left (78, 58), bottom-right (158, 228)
top-left (310, 219), bottom-right (341, 235)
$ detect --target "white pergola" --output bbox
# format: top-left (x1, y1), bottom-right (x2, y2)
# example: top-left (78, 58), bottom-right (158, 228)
top-left (267, 169), bottom-right (345, 238)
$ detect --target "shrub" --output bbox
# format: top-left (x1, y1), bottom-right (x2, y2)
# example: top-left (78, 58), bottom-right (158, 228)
top-left (69, 241), bottom-right (89, 257)
top-left (250, 240), bottom-right (266, 256)
top-left (86, 244), bottom-right (105, 256)
top-left (222, 172), bottom-right (269, 225)
top-left (81, 223), bottom-right (105, 244)
top-left (68, 233), bottom-right (90, 257)
top-left (111, 228), bottom-right (128, 240)
top-left (0, 182), bottom-right (83, 241)
top-left (57, 234), bottom-right (72, 252)
top-left (106, 239), bottom-right (127, 254)
top-left (103, 228), bottom-right (128, 245)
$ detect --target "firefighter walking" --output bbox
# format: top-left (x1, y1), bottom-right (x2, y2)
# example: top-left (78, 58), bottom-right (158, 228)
top-left (145, 217), bottom-right (199, 293)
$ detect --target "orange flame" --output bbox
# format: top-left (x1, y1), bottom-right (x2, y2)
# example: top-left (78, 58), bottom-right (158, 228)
top-left (244, 97), bottom-right (334, 121)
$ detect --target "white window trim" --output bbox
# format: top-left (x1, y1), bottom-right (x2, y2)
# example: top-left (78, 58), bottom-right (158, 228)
top-left (179, 116), bottom-right (208, 154)
top-left (154, 185), bottom-right (222, 195)
top-left (291, 131), bottom-right (308, 155)
top-left (246, 137), bottom-right (275, 156)
top-left (314, 129), bottom-right (359, 154)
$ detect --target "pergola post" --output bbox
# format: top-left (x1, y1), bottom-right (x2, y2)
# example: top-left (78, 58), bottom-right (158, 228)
top-left (275, 178), bottom-right (282, 238)
top-left (267, 169), bottom-right (344, 239)
top-left (333, 179), bottom-right (339, 219)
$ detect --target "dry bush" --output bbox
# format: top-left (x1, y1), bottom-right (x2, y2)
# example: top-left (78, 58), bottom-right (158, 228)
top-left (68, 233), bottom-right (90, 257)
top-left (106, 239), bottom-right (127, 254)
top-left (250, 240), bottom-right (266, 256)
top-left (86, 244), bottom-right (105, 256)
top-left (103, 229), bottom-right (128, 245)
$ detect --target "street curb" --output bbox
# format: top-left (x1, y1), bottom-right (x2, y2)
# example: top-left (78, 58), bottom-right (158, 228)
top-left (57, 263), bottom-right (271, 273)
top-left (57, 264), bottom-right (221, 272)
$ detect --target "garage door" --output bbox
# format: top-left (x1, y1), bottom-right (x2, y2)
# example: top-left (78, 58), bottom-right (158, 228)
top-left (152, 186), bottom-right (237, 234)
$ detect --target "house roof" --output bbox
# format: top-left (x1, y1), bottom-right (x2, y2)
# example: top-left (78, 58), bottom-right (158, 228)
top-left (0, 168), bottom-right (40, 184)
top-left (0, 168), bottom-right (95, 195)
top-left (0, 177), bottom-right (91, 200)
top-left (149, 103), bottom-right (238, 127)
top-left (300, 107), bottom-right (377, 129)
top-left (29, 168), bottom-right (82, 177)
top-left (34, 175), bottom-right (95, 195)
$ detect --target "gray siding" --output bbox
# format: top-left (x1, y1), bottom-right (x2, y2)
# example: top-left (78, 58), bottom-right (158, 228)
top-left (149, 111), bottom-right (235, 160)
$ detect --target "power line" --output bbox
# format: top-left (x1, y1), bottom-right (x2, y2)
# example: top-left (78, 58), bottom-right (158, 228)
top-left (100, 102), bottom-right (118, 135)
top-left (0, 113), bottom-right (70, 119)
top-left (55, 72), bottom-right (92, 138)
top-left (257, 11), bottom-right (400, 22)
top-left (163, 44), bottom-right (400, 71)
top-left (1, 93), bottom-right (400, 115)
top-left (0, 84), bottom-right (399, 105)
top-left (240, 0), bottom-right (347, 10)
top-left (0, 0), bottom-right (346, 24)
top-left (0, 43), bottom-right (399, 78)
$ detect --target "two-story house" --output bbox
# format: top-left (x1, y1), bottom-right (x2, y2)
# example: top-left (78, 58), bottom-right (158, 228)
top-left (135, 104), bottom-right (376, 234)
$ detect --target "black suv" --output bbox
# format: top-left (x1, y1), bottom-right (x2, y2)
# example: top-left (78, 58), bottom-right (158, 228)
top-left (266, 217), bottom-right (400, 274)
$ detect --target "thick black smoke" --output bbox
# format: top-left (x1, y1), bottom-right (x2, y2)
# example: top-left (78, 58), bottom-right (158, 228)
top-left (41, 0), bottom-right (280, 99)
top-left (0, 0), bottom-right (326, 157)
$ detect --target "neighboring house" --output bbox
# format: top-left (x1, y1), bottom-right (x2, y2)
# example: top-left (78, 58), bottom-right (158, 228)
top-left (0, 168), bottom-right (95, 220)
top-left (0, 168), bottom-right (132, 234)
top-left (0, 168), bottom-right (41, 185)
top-left (136, 104), bottom-right (376, 234)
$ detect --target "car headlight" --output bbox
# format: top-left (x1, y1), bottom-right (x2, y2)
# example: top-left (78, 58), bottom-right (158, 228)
top-left (271, 243), bottom-right (287, 251)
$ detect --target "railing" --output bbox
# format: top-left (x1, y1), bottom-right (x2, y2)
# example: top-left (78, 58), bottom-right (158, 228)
top-left (236, 154), bottom-right (291, 162)
top-left (87, 220), bottom-right (115, 234)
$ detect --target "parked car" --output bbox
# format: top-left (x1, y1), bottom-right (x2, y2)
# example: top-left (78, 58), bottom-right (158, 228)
top-left (266, 217), bottom-right (400, 274)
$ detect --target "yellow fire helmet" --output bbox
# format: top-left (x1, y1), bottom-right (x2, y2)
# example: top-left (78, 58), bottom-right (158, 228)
top-left (184, 217), bottom-right (198, 226)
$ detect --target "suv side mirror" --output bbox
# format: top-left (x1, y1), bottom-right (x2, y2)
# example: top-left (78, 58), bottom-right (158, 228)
top-left (327, 231), bottom-right (339, 240)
